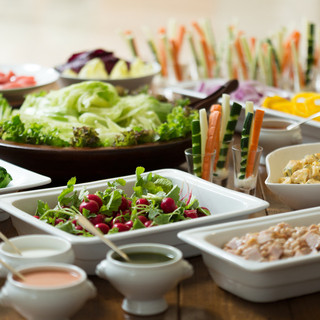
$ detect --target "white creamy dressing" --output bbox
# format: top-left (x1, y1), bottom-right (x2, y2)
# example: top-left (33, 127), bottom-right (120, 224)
top-left (19, 248), bottom-right (60, 257)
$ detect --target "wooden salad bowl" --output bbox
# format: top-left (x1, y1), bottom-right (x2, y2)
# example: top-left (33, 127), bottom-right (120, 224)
top-left (0, 137), bottom-right (191, 185)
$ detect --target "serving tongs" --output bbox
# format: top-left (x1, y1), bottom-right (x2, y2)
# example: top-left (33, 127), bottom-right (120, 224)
top-left (187, 79), bottom-right (239, 111)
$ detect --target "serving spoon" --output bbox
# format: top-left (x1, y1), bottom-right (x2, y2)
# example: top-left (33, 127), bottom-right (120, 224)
top-left (76, 214), bottom-right (131, 262)
top-left (0, 231), bottom-right (22, 256)
top-left (286, 111), bottom-right (320, 130)
top-left (0, 258), bottom-right (25, 281)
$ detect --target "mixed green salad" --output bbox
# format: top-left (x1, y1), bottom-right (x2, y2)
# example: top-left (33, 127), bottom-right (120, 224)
top-left (0, 81), bottom-right (198, 147)
top-left (34, 167), bottom-right (211, 236)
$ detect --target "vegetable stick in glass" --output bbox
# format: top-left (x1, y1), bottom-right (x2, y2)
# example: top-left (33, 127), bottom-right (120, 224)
top-left (202, 110), bottom-right (221, 181)
top-left (257, 42), bottom-right (268, 85)
top-left (199, 108), bottom-right (208, 167)
top-left (192, 21), bottom-right (213, 77)
top-left (158, 28), bottom-right (169, 77)
top-left (220, 94), bottom-right (231, 144)
top-left (281, 30), bottom-right (300, 73)
top-left (191, 119), bottom-right (202, 177)
top-left (266, 43), bottom-right (274, 86)
top-left (216, 102), bottom-right (242, 171)
top-left (266, 38), bottom-right (281, 73)
top-left (234, 36), bottom-right (249, 80)
top-left (170, 39), bottom-right (183, 81)
top-left (246, 109), bottom-right (264, 178)
top-left (291, 39), bottom-right (302, 92)
top-left (142, 26), bottom-right (160, 63)
top-left (123, 30), bottom-right (139, 58)
top-left (201, 18), bottom-right (217, 63)
top-left (210, 104), bottom-right (222, 170)
top-left (176, 25), bottom-right (186, 53)
top-left (239, 108), bottom-right (253, 180)
top-left (188, 32), bottom-right (201, 69)
top-left (305, 22), bottom-right (315, 86)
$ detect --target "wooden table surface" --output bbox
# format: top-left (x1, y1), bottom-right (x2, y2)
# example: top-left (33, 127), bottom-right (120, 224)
top-left (0, 142), bottom-right (319, 320)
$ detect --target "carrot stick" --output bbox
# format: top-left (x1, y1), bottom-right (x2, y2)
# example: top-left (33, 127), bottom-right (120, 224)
top-left (250, 37), bottom-right (256, 55)
top-left (281, 30), bottom-right (301, 72)
top-left (201, 110), bottom-right (221, 181)
top-left (158, 28), bottom-right (168, 77)
top-left (192, 21), bottom-right (213, 77)
top-left (210, 104), bottom-right (222, 113)
top-left (176, 25), bottom-right (186, 52)
top-left (245, 109), bottom-right (265, 178)
top-left (200, 38), bottom-right (213, 77)
top-left (210, 104), bottom-right (222, 170)
top-left (170, 39), bottom-right (183, 81)
top-left (192, 20), bottom-right (206, 39)
top-left (235, 36), bottom-right (249, 80)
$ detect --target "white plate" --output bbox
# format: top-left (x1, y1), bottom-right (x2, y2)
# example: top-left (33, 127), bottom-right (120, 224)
top-left (0, 64), bottom-right (59, 93)
top-left (0, 64), bottom-right (59, 105)
top-left (0, 159), bottom-right (51, 194)
top-left (0, 168), bottom-right (268, 274)
top-left (178, 207), bottom-right (320, 302)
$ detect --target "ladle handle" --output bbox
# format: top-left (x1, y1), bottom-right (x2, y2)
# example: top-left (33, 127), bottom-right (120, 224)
top-left (76, 214), bottom-right (130, 262)
top-left (189, 79), bottom-right (239, 110)
top-left (0, 259), bottom-right (25, 281)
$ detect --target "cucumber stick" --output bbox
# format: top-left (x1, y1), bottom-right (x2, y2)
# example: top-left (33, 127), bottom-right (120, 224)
top-left (191, 119), bottom-right (202, 177)
top-left (199, 108), bottom-right (208, 167)
top-left (239, 111), bottom-right (253, 179)
top-left (305, 22), bottom-right (315, 86)
top-left (216, 102), bottom-right (242, 170)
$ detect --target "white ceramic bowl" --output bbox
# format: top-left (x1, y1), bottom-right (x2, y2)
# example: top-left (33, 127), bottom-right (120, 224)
top-left (96, 243), bottom-right (193, 316)
top-left (0, 169), bottom-right (268, 274)
top-left (265, 142), bottom-right (320, 209)
top-left (0, 263), bottom-right (96, 320)
top-left (259, 117), bottom-right (303, 163)
top-left (178, 207), bottom-right (320, 302)
top-left (57, 62), bottom-right (161, 91)
top-left (0, 234), bottom-right (75, 277)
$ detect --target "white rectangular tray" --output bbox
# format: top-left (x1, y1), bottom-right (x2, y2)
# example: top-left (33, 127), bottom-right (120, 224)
top-left (0, 169), bottom-right (268, 274)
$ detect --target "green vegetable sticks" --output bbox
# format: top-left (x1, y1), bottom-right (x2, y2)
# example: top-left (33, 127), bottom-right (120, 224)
top-left (305, 22), bottom-right (315, 86)
top-left (191, 119), bottom-right (202, 177)
top-left (239, 106), bottom-right (254, 180)
top-left (216, 102), bottom-right (242, 170)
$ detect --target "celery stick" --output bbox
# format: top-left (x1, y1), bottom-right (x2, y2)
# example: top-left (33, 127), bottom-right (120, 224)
top-left (199, 109), bottom-right (208, 167)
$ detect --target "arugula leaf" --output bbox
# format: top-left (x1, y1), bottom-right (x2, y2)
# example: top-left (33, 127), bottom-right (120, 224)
top-left (58, 177), bottom-right (77, 205)
top-left (36, 200), bottom-right (51, 216)
top-left (166, 185), bottom-right (180, 202)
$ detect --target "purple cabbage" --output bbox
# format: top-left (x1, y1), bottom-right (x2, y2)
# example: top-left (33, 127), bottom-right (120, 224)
top-left (56, 49), bottom-right (130, 74)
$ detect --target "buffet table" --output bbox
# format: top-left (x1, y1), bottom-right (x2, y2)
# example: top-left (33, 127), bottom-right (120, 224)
top-left (2, 141), bottom-right (320, 320)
